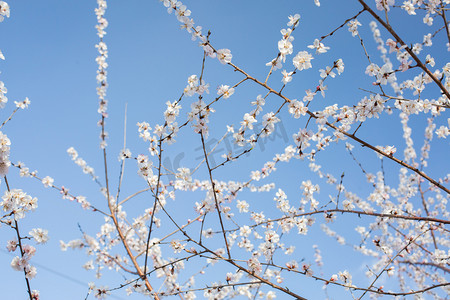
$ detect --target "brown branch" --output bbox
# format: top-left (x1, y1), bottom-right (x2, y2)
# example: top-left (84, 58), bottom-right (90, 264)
top-left (399, 260), bottom-right (450, 274)
top-left (0, 107), bottom-right (19, 130)
top-left (439, 3), bottom-right (450, 46)
top-left (118, 187), bottom-right (151, 206)
top-left (200, 131), bottom-right (232, 259)
top-left (320, 8), bottom-right (366, 40)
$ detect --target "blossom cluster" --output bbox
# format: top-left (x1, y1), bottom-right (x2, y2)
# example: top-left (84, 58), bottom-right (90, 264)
top-left (266, 13), bottom-right (301, 72)
top-left (0, 79), bottom-right (7, 108)
top-left (1, 188), bottom-right (37, 220)
top-left (2, 190), bottom-right (47, 298)
top-left (67, 147), bottom-right (98, 180)
top-left (190, 99), bottom-right (214, 139)
top-left (160, 0), bottom-right (233, 65)
top-left (347, 19), bottom-right (361, 37)
top-left (9, 244), bottom-right (37, 279)
top-left (95, 0), bottom-right (109, 149)
top-left (183, 74), bottom-right (209, 97)
top-left (232, 95), bottom-right (265, 147)
top-left (0, 131), bottom-right (10, 176)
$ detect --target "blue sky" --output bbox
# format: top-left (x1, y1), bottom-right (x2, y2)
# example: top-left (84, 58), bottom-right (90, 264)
top-left (0, 0), bottom-right (449, 299)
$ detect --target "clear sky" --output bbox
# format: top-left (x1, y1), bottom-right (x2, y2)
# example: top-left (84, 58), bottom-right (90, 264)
top-left (0, 0), bottom-right (448, 299)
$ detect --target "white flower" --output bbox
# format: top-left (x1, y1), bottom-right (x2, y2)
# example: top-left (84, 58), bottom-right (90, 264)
top-left (443, 63), bottom-right (450, 77)
top-left (285, 246), bottom-right (295, 255)
top-left (319, 66), bottom-right (335, 78)
top-left (376, 63), bottom-right (396, 85)
top-left (236, 200), bottom-right (249, 213)
top-left (170, 239), bottom-right (186, 253)
top-left (342, 199), bottom-right (355, 210)
top-left (280, 28), bottom-right (294, 41)
top-left (164, 101), bottom-right (182, 124)
top-left (347, 19), bottom-right (361, 37)
top-left (217, 85), bottom-right (234, 99)
top-left (247, 253), bottom-right (262, 274)
top-left (375, 0), bottom-right (394, 11)
top-left (11, 256), bottom-right (26, 271)
top-left (94, 286), bottom-right (110, 299)
top-left (0, 1), bottom-right (10, 22)
top-left (287, 14), bottom-right (300, 27)
top-left (266, 57), bottom-right (283, 70)
top-left (0, 131), bottom-right (11, 175)
top-left (432, 249), bottom-right (449, 265)
top-left (402, 1), bottom-right (416, 15)
top-left (423, 33), bottom-right (432, 47)
top-left (335, 59), bottom-right (344, 74)
top-left (281, 70), bottom-right (293, 84)
top-left (329, 274), bottom-right (338, 282)
top-left (365, 63), bottom-right (380, 76)
top-left (118, 148), bottom-right (131, 161)
top-left (261, 112), bottom-right (280, 137)
top-left (425, 54), bottom-right (435, 67)
top-left (217, 49), bottom-right (232, 64)
top-left (293, 51), bottom-right (313, 71)
top-left (307, 39), bottom-right (329, 54)
top-left (423, 14), bottom-right (433, 26)
top-left (383, 145), bottom-right (397, 156)
top-left (267, 291), bottom-right (277, 299)
top-left (14, 97), bottom-right (31, 109)
top-left (0, 81), bottom-right (7, 108)
top-left (202, 228), bottom-right (214, 238)
top-left (338, 270), bottom-right (352, 285)
top-left (241, 113), bottom-right (257, 130)
top-left (175, 4), bottom-right (191, 21)
top-left (6, 240), bottom-right (17, 252)
top-left (25, 265), bottom-right (37, 279)
top-left (239, 225), bottom-right (251, 237)
top-left (1, 188), bottom-right (37, 217)
top-left (293, 129), bottom-right (313, 146)
top-left (187, 74), bottom-right (198, 87)
top-left (42, 176), bottom-right (54, 188)
top-left (278, 39), bottom-right (293, 56)
top-left (31, 291), bottom-right (40, 299)
top-left (250, 170), bottom-right (261, 181)
top-left (288, 100), bottom-right (307, 118)
top-left (29, 228), bottom-right (49, 244)
top-left (436, 126), bottom-right (449, 138)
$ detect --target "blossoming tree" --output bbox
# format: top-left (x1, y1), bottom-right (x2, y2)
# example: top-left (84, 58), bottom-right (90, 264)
top-left (0, 0), bottom-right (449, 299)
